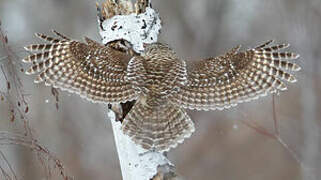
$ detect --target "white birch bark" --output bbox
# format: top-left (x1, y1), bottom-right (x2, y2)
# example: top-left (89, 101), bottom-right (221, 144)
top-left (108, 109), bottom-right (174, 180)
top-left (98, 3), bottom-right (179, 179)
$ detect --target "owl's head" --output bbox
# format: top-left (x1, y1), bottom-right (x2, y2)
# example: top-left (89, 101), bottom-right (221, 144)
top-left (142, 43), bottom-right (178, 60)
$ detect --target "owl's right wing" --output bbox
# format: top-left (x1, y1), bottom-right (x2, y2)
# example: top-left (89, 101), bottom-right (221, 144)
top-left (169, 40), bottom-right (301, 111)
top-left (23, 30), bottom-right (138, 104)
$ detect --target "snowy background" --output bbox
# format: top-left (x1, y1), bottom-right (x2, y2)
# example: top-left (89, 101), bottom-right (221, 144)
top-left (0, 0), bottom-right (320, 179)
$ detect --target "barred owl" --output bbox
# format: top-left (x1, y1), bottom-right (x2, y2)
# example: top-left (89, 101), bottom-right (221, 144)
top-left (23, 31), bottom-right (300, 152)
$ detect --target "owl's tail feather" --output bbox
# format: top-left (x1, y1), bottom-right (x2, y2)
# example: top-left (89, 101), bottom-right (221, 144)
top-left (122, 96), bottom-right (195, 152)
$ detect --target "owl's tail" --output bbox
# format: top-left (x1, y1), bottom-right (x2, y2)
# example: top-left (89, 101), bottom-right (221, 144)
top-left (121, 96), bottom-right (195, 152)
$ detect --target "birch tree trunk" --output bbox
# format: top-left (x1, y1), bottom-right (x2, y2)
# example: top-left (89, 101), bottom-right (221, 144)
top-left (96, 1), bottom-right (183, 179)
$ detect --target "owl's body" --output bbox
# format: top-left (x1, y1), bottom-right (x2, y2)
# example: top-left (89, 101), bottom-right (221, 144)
top-left (23, 31), bottom-right (300, 152)
top-left (123, 43), bottom-right (194, 151)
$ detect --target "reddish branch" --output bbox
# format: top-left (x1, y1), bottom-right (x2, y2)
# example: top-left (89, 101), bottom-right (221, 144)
top-left (240, 95), bottom-right (303, 167)
top-left (0, 20), bottom-right (70, 180)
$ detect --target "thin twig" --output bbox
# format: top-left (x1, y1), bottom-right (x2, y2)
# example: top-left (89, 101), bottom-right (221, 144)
top-left (0, 150), bottom-right (18, 180)
top-left (272, 94), bottom-right (280, 135)
top-left (0, 131), bottom-right (72, 179)
top-left (0, 21), bottom-right (69, 180)
top-left (0, 165), bottom-right (12, 180)
top-left (239, 97), bottom-right (307, 177)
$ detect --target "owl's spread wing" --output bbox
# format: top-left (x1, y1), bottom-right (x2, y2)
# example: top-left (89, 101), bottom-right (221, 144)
top-left (169, 40), bottom-right (301, 110)
top-left (23, 30), bottom-right (138, 104)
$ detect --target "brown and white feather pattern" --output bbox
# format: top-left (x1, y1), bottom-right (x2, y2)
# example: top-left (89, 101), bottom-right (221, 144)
top-left (23, 30), bottom-right (138, 104)
top-left (24, 34), bottom-right (301, 152)
top-left (139, 43), bottom-right (187, 97)
top-left (122, 95), bottom-right (194, 152)
top-left (169, 40), bottom-right (301, 111)
top-left (123, 43), bottom-right (192, 152)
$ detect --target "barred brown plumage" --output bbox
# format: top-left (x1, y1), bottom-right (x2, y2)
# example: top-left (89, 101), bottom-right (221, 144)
top-left (23, 30), bottom-right (138, 104)
top-left (23, 31), bottom-right (301, 152)
top-left (169, 40), bottom-right (300, 111)
top-left (122, 95), bottom-right (195, 152)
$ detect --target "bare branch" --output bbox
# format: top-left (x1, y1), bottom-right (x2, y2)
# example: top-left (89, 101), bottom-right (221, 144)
top-left (0, 21), bottom-right (69, 180)
top-left (0, 150), bottom-right (18, 180)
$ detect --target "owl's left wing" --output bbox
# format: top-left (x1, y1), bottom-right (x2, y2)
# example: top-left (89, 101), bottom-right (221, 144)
top-left (169, 40), bottom-right (301, 110)
top-left (23, 30), bottom-right (138, 104)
